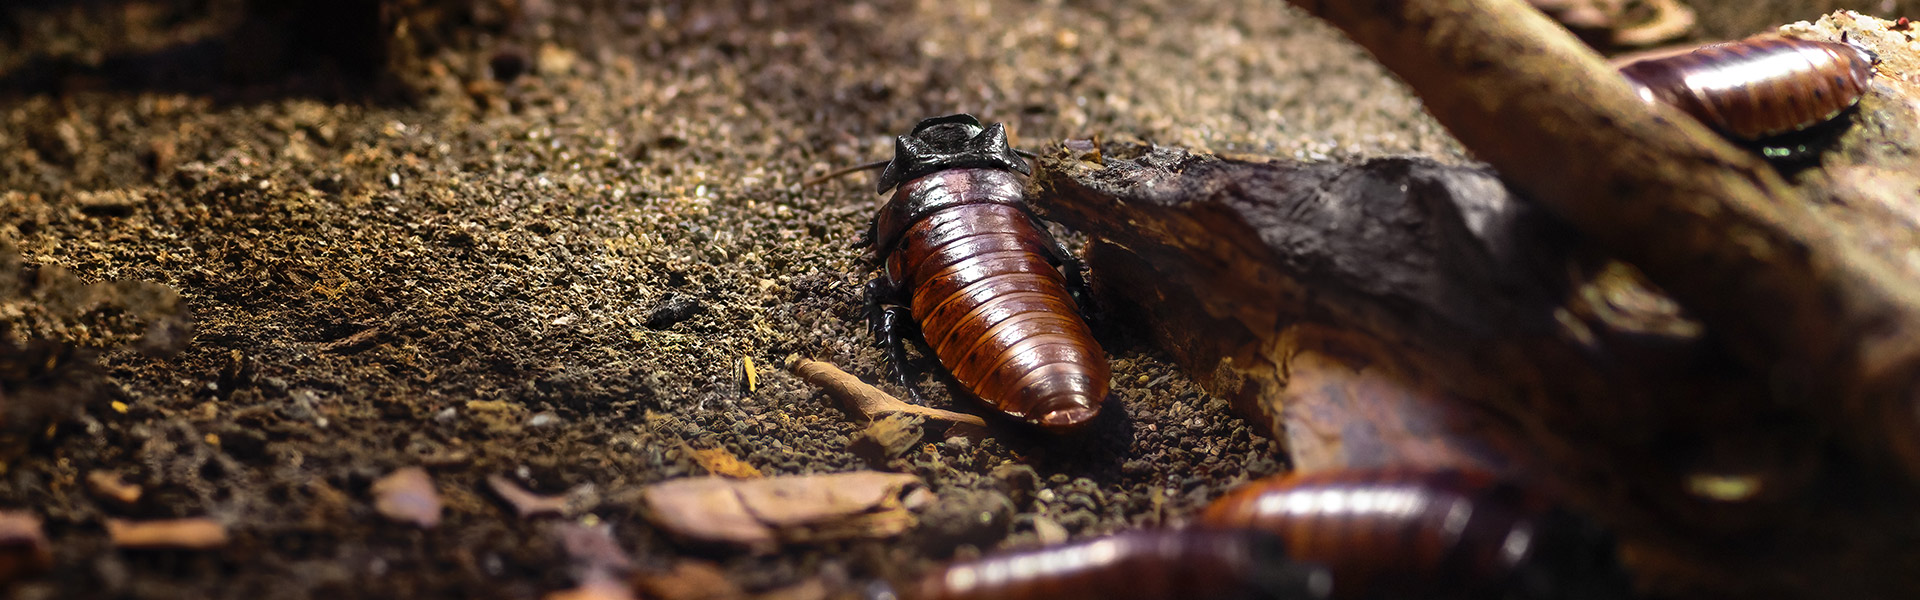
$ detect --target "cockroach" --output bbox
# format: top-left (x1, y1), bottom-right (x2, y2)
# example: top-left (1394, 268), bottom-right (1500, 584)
top-left (875, 529), bottom-right (1331, 600)
top-left (842, 114), bottom-right (1110, 431)
top-left (1616, 36), bottom-right (1876, 141)
top-left (1201, 469), bottom-right (1633, 600)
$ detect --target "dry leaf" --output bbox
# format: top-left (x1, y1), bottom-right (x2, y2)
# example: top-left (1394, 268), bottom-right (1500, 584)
top-left (632, 560), bottom-right (746, 600)
top-left (689, 447), bottom-right (762, 479)
top-left (372, 467), bottom-right (443, 528)
top-left (641, 472), bottom-right (927, 552)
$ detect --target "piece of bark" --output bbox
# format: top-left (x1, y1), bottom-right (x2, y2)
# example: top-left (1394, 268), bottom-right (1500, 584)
top-left (1282, 0), bottom-right (1920, 484)
top-left (785, 355), bottom-right (987, 427)
top-left (639, 472), bottom-right (928, 553)
top-left (105, 517), bottom-right (230, 550)
top-left (371, 467), bottom-right (442, 528)
top-left (0, 512), bottom-right (52, 582)
top-left (1037, 146), bottom-right (1920, 598)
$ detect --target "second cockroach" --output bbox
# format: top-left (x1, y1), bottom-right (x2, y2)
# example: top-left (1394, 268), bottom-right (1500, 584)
top-left (876, 529), bottom-right (1331, 600)
top-left (1201, 469), bottom-right (1633, 600)
top-left (1617, 35), bottom-right (1876, 141)
top-left (849, 114), bottom-right (1110, 432)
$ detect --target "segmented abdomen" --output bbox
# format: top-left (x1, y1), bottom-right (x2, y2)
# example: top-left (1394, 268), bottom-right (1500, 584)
top-left (1201, 469), bottom-right (1631, 600)
top-left (901, 529), bottom-right (1329, 600)
top-left (888, 196), bottom-right (1108, 430)
top-left (1618, 37), bottom-right (1874, 140)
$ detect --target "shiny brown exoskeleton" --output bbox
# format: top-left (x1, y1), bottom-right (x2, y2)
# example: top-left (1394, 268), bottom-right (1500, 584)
top-left (858, 114), bottom-right (1109, 431)
top-left (1201, 469), bottom-right (1633, 600)
top-left (880, 529), bottom-right (1331, 600)
top-left (1618, 36), bottom-right (1876, 140)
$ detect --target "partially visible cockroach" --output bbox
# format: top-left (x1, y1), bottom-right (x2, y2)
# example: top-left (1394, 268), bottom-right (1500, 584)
top-left (1616, 36), bottom-right (1876, 141)
top-left (1201, 469), bottom-right (1633, 600)
top-left (829, 114), bottom-right (1109, 431)
top-left (873, 529), bottom-right (1332, 600)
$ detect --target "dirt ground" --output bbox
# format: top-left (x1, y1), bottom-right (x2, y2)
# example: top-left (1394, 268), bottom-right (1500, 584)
top-left (0, 0), bottom-right (1913, 598)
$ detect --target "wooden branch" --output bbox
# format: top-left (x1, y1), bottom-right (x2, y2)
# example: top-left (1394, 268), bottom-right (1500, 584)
top-left (1282, 0), bottom-right (1920, 477)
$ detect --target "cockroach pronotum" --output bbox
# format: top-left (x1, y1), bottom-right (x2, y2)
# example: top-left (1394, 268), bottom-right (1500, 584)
top-left (1201, 469), bottom-right (1633, 600)
top-left (873, 529), bottom-right (1332, 600)
top-left (838, 114), bottom-right (1109, 431)
top-left (1616, 36), bottom-right (1876, 141)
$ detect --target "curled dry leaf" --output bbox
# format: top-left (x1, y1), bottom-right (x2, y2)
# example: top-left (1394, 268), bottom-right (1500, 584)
top-left (785, 355), bottom-right (986, 427)
top-left (641, 472), bottom-right (929, 552)
top-left (372, 467), bottom-right (442, 528)
top-left (105, 517), bottom-right (230, 550)
top-left (0, 511), bottom-right (52, 582)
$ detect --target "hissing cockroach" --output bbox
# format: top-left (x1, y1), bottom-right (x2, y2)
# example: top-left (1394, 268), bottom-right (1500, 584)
top-left (1201, 469), bottom-right (1633, 600)
top-left (855, 114), bottom-right (1109, 431)
top-left (879, 529), bottom-right (1332, 600)
top-left (1617, 36), bottom-right (1876, 141)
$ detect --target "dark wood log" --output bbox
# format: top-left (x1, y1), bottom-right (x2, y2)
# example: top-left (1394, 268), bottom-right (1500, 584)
top-left (1035, 145), bottom-right (1920, 598)
top-left (1279, 0), bottom-right (1920, 485)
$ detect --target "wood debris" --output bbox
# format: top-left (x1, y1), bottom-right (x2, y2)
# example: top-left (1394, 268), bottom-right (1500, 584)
top-left (372, 467), bottom-right (442, 528)
top-left (487, 474), bottom-right (572, 518)
top-left (640, 472), bottom-right (929, 552)
top-left (105, 517), bottom-right (230, 550)
top-left (785, 355), bottom-right (986, 427)
top-left (86, 471), bottom-right (143, 507)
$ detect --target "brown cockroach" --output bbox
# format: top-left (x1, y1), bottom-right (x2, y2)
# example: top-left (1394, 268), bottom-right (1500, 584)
top-left (840, 114), bottom-right (1109, 431)
top-left (1617, 36), bottom-right (1876, 141)
top-left (1201, 469), bottom-right (1633, 600)
top-left (877, 529), bottom-right (1331, 600)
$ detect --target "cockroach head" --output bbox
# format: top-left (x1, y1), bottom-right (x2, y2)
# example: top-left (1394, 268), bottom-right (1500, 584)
top-left (876, 114), bottom-right (1032, 194)
top-left (1840, 32), bottom-right (1880, 65)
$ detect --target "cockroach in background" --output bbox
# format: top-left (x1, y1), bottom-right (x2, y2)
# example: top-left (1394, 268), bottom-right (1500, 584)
top-left (1201, 469), bottom-right (1634, 600)
top-left (1616, 36), bottom-right (1877, 145)
top-left (826, 114), bottom-right (1110, 432)
top-left (872, 529), bottom-right (1332, 600)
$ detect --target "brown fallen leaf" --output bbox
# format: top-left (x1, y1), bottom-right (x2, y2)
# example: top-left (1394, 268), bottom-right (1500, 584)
top-left (0, 511), bottom-right (52, 582)
top-left (488, 474), bottom-right (570, 519)
top-left (86, 471), bottom-right (142, 507)
top-left (785, 355), bottom-right (985, 427)
top-left (689, 447), bottom-right (763, 479)
top-left (641, 472), bottom-right (928, 552)
top-left (848, 414), bottom-right (923, 464)
top-left (105, 517), bottom-right (229, 550)
top-left (372, 467), bottom-right (442, 528)
top-left (632, 560), bottom-right (746, 600)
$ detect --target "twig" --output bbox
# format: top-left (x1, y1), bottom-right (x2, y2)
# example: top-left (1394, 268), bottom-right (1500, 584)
top-left (1285, 0), bottom-right (1920, 474)
top-left (785, 354), bottom-right (987, 427)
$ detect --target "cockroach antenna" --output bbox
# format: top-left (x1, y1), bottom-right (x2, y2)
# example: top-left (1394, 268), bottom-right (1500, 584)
top-left (802, 159), bottom-right (891, 187)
